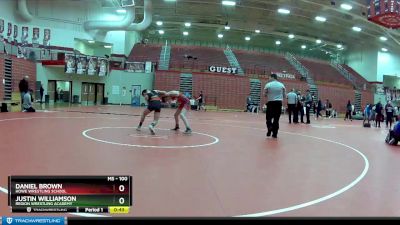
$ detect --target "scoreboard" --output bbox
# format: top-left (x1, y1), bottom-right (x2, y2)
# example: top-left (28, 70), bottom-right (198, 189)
top-left (8, 176), bottom-right (132, 214)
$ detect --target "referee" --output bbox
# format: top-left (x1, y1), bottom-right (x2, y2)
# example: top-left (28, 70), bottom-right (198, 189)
top-left (264, 73), bottom-right (286, 138)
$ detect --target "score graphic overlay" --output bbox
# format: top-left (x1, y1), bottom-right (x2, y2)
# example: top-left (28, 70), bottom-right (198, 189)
top-left (8, 176), bottom-right (132, 214)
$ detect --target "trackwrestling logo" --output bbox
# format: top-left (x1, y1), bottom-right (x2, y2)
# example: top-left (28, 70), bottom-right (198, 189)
top-left (2, 217), bottom-right (64, 225)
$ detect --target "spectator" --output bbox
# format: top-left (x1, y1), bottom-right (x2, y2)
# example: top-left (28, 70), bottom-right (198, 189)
top-left (197, 91), bottom-right (204, 111)
top-left (385, 101), bottom-right (394, 129)
top-left (40, 83), bottom-right (44, 104)
top-left (22, 89), bottom-right (35, 112)
top-left (316, 99), bottom-right (323, 120)
top-left (304, 90), bottom-right (313, 124)
top-left (345, 100), bottom-right (353, 121)
top-left (18, 75), bottom-right (29, 110)
top-left (375, 101), bottom-right (383, 128)
top-left (246, 94), bottom-right (253, 112)
top-left (325, 99), bottom-right (332, 118)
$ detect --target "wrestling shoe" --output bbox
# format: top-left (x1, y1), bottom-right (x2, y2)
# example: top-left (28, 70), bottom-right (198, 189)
top-left (149, 124), bottom-right (155, 135)
top-left (183, 128), bottom-right (192, 135)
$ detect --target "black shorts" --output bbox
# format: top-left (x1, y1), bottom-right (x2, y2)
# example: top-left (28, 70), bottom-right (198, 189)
top-left (148, 100), bottom-right (161, 112)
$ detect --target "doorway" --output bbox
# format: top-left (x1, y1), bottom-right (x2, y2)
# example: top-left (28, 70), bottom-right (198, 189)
top-left (81, 82), bottom-right (104, 106)
top-left (47, 80), bottom-right (72, 104)
top-left (131, 85), bottom-right (141, 107)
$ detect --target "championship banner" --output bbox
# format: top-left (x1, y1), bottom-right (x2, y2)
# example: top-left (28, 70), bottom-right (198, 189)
top-left (32, 27), bottom-right (39, 46)
top-left (76, 55), bottom-right (88, 75)
top-left (43, 29), bottom-right (50, 46)
top-left (13, 25), bottom-right (18, 40)
top-left (0, 19), bottom-right (4, 41)
top-left (7, 22), bottom-right (12, 39)
top-left (65, 53), bottom-right (76, 74)
top-left (126, 62), bottom-right (145, 72)
top-left (87, 56), bottom-right (98, 76)
top-left (98, 57), bottom-right (108, 76)
top-left (16, 44), bottom-right (26, 59)
top-left (21, 26), bottom-right (28, 45)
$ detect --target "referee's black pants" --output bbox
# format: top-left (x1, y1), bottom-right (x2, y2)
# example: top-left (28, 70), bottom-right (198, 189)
top-left (266, 101), bottom-right (282, 136)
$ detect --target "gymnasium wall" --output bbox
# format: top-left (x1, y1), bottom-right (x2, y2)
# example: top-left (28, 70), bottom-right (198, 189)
top-left (192, 72), bottom-right (250, 109)
top-left (377, 51), bottom-right (400, 82)
top-left (0, 55), bottom-right (36, 99)
top-left (361, 91), bottom-right (374, 108)
top-left (346, 46), bottom-right (378, 82)
top-left (317, 84), bottom-right (355, 113)
top-left (154, 71), bottom-right (181, 93)
top-left (36, 64), bottom-right (153, 104)
top-left (0, 56), bottom-right (4, 100)
top-left (106, 70), bottom-right (154, 105)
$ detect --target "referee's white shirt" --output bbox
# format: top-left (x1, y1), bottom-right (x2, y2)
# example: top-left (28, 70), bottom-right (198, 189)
top-left (265, 80), bottom-right (286, 102)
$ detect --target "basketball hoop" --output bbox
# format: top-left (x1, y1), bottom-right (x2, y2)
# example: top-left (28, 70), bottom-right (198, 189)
top-left (368, 0), bottom-right (400, 29)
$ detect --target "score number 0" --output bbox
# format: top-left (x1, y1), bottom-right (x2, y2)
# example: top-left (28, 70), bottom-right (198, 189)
top-left (118, 184), bottom-right (126, 205)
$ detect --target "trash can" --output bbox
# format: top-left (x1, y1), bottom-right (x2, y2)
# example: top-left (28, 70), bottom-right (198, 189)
top-left (103, 97), bottom-right (108, 105)
top-left (45, 95), bottom-right (50, 104)
top-left (73, 95), bottom-right (79, 104)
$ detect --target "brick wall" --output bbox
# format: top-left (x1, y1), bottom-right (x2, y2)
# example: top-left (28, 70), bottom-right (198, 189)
top-left (192, 72), bottom-right (250, 109)
top-left (318, 84), bottom-right (356, 113)
top-left (12, 56), bottom-right (37, 93)
top-left (154, 70), bottom-right (375, 112)
top-left (154, 71), bottom-right (180, 92)
top-left (361, 90), bottom-right (374, 109)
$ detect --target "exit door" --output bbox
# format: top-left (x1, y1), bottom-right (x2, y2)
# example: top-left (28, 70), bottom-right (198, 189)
top-left (131, 85), bottom-right (141, 107)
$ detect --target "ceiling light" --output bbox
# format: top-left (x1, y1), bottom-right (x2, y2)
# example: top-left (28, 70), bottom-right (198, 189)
top-left (316, 39), bottom-right (322, 44)
top-left (276, 40), bottom-right (281, 45)
top-left (104, 45), bottom-right (112, 48)
top-left (158, 30), bottom-right (165, 35)
top-left (337, 44), bottom-right (343, 49)
top-left (225, 26), bottom-right (231, 30)
top-left (278, 8), bottom-right (290, 14)
top-left (245, 36), bottom-right (251, 41)
top-left (218, 34), bottom-right (224, 38)
top-left (382, 48), bottom-right (388, 52)
top-left (288, 34), bottom-right (295, 39)
top-left (116, 9), bottom-right (126, 13)
top-left (183, 31), bottom-right (189, 36)
top-left (380, 36), bottom-right (388, 41)
top-left (301, 45), bottom-right (306, 49)
top-left (352, 26), bottom-right (362, 32)
top-left (341, 3), bottom-right (353, 10)
top-left (156, 21), bottom-right (163, 26)
top-left (88, 40), bottom-right (95, 44)
top-left (255, 29), bottom-right (260, 33)
top-left (315, 16), bottom-right (326, 22)
top-left (184, 22), bottom-right (191, 27)
top-left (222, 1), bottom-right (236, 6)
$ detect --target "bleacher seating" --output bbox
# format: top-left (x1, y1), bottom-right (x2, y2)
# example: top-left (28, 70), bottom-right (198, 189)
top-left (169, 45), bottom-right (230, 71)
top-left (233, 50), bottom-right (300, 78)
top-left (298, 58), bottom-right (352, 87)
top-left (128, 44), bottom-right (162, 62)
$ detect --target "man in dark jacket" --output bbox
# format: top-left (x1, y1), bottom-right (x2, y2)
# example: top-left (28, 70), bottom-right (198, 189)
top-left (18, 76), bottom-right (29, 110)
